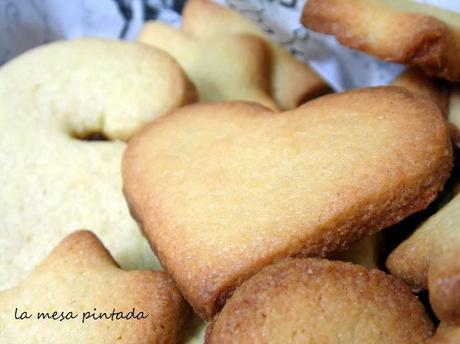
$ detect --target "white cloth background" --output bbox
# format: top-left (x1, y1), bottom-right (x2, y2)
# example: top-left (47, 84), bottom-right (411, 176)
top-left (0, 0), bottom-right (458, 91)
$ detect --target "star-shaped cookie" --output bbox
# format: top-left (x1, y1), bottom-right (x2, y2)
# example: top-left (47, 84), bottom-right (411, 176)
top-left (138, 22), bottom-right (279, 111)
top-left (0, 230), bottom-right (190, 343)
top-left (181, 0), bottom-right (331, 110)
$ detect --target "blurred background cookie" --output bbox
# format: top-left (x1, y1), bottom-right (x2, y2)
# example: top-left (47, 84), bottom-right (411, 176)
top-left (391, 68), bottom-right (450, 116)
top-left (182, 0), bottom-right (331, 109)
top-left (302, 0), bottom-right (460, 81)
top-left (138, 22), bottom-right (278, 110)
top-left (387, 192), bottom-right (460, 326)
top-left (428, 323), bottom-right (460, 343)
top-left (449, 89), bottom-right (460, 149)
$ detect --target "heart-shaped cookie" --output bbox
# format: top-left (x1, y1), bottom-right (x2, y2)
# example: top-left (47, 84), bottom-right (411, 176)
top-left (122, 87), bottom-right (452, 319)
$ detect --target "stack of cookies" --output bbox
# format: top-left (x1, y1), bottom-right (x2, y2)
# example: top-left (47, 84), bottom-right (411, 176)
top-left (0, 0), bottom-right (459, 343)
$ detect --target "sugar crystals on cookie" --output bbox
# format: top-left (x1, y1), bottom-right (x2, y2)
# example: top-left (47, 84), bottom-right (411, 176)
top-left (123, 87), bottom-right (452, 319)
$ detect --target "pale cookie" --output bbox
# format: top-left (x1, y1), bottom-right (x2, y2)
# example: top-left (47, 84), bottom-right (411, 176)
top-left (333, 233), bottom-right (382, 269)
top-left (182, 0), bottom-right (330, 110)
top-left (302, 0), bottom-right (460, 81)
top-left (390, 68), bottom-right (460, 146)
top-left (392, 68), bottom-right (450, 116)
top-left (449, 89), bottom-right (460, 148)
top-left (138, 22), bottom-right (278, 111)
top-left (387, 192), bottom-right (460, 325)
top-left (0, 231), bottom-right (190, 343)
top-left (428, 323), bottom-right (460, 343)
top-left (205, 258), bottom-right (433, 344)
top-left (0, 38), bottom-right (196, 291)
top-left (450, 89), bottom-right (460, 129)
top-left (122, 87), bottom-right (452, 319)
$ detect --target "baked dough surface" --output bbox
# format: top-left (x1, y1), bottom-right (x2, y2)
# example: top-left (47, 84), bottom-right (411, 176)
top-left (0, 38), bottom-right (196, 291)
top-left (206, 258), bottom-right (433, 344)
top-left (182, 0), bottom-right (330, 109)
top-left (0, 231), bottom-right (189, 343)
top-left (302, 0), bottom-right (460, 81)
top-left (123, 87), bottom-right (451, 319)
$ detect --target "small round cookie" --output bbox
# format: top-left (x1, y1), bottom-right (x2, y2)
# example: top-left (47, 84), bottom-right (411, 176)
top-left (206, 258), bottom-right (433, 344)
top-left (0, 38), bottom-right (196, 291)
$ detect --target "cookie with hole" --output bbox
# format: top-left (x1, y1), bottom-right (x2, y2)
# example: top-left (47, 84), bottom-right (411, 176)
top-left (0, 38), bottom-right (197, 291)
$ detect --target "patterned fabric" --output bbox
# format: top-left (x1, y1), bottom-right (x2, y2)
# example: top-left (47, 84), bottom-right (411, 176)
top-left (0, 0), bottom-right (457, 90)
